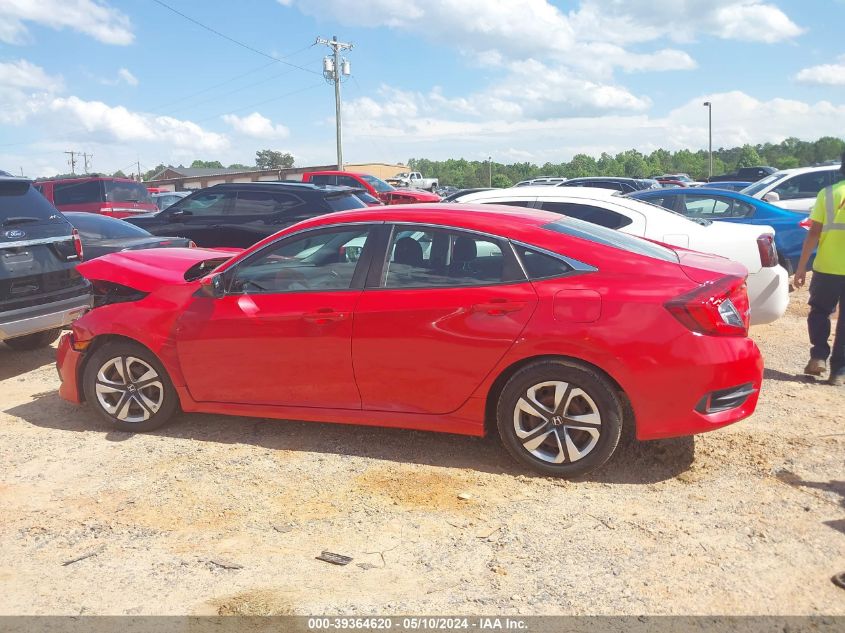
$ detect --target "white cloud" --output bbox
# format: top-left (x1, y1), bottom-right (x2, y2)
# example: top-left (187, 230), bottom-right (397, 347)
top-left (0, 59), bottom-right (63, 124)
top-left (570, 1), bottom-right (803, 45)
top-left (117, 68), bottom-right (138, 86)
top-left (49, 96), bottom-right (229, 151)
top-left (222, 112), bottom-right (290, 139)
top-left (0, 0), bottom-right (133, 45)
top-left (795, 55), bottom-right (845, 86)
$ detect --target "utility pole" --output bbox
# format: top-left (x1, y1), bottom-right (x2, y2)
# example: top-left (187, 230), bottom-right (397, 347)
top-left (82, 152), bottom-right (93, 174)
top-left (488, 156), bottom-right (492, 187)
top-left (64, 151), bottom-right (78, 175)
top-left (137, 161), bottom-right (142, 181)
top-left (703, 101), bottom-right (712, 180)
top-left (317, 35), bottom-right (353, 170)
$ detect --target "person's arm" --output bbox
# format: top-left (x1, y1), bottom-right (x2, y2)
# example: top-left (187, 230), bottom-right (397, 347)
top-left (794, 221), bottom-right (822, 288)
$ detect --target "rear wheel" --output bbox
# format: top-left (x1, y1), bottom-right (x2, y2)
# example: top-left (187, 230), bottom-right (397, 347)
top-left (82, 341), bottom-right (178, 432)
top-left (4, 328), bottom-right (62, 350)
top-left (496, 360), bottom-right (624, 477)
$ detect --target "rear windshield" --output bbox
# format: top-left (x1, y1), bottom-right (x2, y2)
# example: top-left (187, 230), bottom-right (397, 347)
top-left (65, 212), bottom-right (150, 240)
top-left (0, 181), bottom-right (66, 224)
top-left (543, 216), bottom-right (679, 263)
top-left (325, 193), bottom-right (368, 212)
top-left (105, 181), bottom-right (152, 204)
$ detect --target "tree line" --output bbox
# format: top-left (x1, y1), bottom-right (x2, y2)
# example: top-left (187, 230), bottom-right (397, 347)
top-left (408, 136), bottom-right (845, 189)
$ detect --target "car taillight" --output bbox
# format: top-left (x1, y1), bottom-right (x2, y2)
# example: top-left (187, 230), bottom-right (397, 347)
top-left (756, 234), bottom-right (778, 267)
top-left (799, 217), bottom-right (812, 230)
top-left (188, 241), bottom-right (197, 248)
top-left (665, 276), bottom-right (750, 337)
top-left (71, 228), bottom-right (83, 260)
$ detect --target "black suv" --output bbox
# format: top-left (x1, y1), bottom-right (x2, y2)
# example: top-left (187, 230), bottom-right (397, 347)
top-left (1, 176), bottom-right (91, 350)
top-left (555, 177), bottom-right (661, 193)
top-left (709, 166), bottom-right (776, 183)
top-left (126, 182), bottom-right (367, 248)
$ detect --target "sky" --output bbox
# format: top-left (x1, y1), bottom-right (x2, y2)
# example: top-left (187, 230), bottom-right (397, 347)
top-left (0, 0), bottom-right (844, 178)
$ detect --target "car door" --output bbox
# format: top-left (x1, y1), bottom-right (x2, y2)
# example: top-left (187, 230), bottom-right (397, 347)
top-left (352, 224), bottom-right (538, 415)
top-left (153, 190), bottom-right (234, 246)
top-left (175, 224), bottom-right (377, 408)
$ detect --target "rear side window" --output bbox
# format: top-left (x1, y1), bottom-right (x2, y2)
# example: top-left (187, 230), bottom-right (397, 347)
top-left (172, 191), bottom-right (233, 216)
top-left (512, 245), bottom-right (573, 279)
top-left (0, 181), bottom-right (65, 223)
top-left (772, 171), bottom-right (831, 200)
top-left (230, 192), bottom-right (303, 215)
top-left (486, 200), bottom-right (534, 208)
top-left (544, 217), bottom-right (679, 263)
top-left (54, 181), bottom-right (103, 205)
top-left (538, 201), bottom-right (633, 229)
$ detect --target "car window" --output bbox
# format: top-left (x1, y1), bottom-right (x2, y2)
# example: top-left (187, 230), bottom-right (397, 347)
top-left (325, 193), bottom-right (367, 212)
top-left (679, 195), bottom-right (754, 218)
top-left (486, 200), bottom-right (534, 208)
top-left (544, 217), bottom-right (679, 263)
top-left (53, 180), bottom-right (103, 205)
top-left (171, 191), bottom-right (233, 216)
top-left (512, 245), bottom-right (573, 280)
top-left (537, 201), bottom-right (633, 229)
top-left (741, 173), bottom-right (781, 196)
top-left (230, 227), bottom-right (371, 294)
top-left (104, 181), bottom-right (152, 204)
top-left (381, 226), bottom-right (522, 288)
top-left (230, 191), bottom-right (303, 215)
top-left (67, 212), bottom-right (151, 239)
top-left (772, 171), bottom-right (830, 200)
top-left (0, 181), bottom-right (65, 223)
top-left (337, 176), bottom-right (361, 188)
top-left (360, 174), bottom-right (393, 193)
top-left (308, 174), bottom-right (336, 186)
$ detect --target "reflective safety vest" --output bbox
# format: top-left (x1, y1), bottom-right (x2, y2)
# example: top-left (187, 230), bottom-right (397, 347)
top-left (811, 180), bottom-right (845, 275)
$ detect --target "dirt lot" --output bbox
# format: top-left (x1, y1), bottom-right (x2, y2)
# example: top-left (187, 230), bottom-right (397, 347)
top-left (0, 282), bottom-right (842, 616)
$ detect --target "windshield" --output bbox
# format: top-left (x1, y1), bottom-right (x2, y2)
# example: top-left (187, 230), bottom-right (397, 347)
top-left (325, 193), bottom-right (368, 212)
top-left (65, 212), bottom-right (151, 240)
top-left (740, 173), bottom-right (782, 196)
top-left (361, 174), bottom-right (395, 193)
top-left (105, 181), bottom-right (153, 204)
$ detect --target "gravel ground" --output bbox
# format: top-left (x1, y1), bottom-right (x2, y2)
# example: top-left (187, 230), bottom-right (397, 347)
top-left (0, 281), bottom-right (842, 616)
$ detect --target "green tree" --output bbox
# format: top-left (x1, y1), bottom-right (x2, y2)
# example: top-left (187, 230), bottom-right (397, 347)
top-left (734, 145), bottom-right (762, 169)
top-left (227, 163), bottom-right (253, 170)
top-left (190, 160), bottom-right (224, 169)
top-left (112, 170), bottom-right (127, 178)
top-left (491, 174), bottom-right (512, 188)
top-left (143, 163), bottom-right (167, 181)
top-left (255, 150), bottom-right (294, 169)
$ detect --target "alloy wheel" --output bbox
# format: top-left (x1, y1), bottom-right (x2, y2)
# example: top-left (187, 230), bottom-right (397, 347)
top-left (94, 356), bottom-right (164, 423)
top-left (512, 380), bottom-right (602, 464)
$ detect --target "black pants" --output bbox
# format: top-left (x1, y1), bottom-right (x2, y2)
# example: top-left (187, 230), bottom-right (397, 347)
top-left (808, 271), bottom-right (845, 371)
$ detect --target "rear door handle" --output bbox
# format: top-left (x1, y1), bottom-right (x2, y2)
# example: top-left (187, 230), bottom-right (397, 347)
top-left (303, 307), bottom-right (347, 323)
top-left (473, 299), bottom-right (527, 316)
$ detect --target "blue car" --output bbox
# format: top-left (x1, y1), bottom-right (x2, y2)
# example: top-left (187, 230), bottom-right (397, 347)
top-left (629, 187), bottom-right (811, 273)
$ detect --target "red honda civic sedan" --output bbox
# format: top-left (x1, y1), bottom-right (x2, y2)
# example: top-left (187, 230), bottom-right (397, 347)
top-left (56, 204), bottom-right (763, 477)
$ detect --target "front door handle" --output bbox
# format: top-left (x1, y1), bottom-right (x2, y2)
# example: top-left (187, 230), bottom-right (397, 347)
top-left (473, 299), bottom-right (527, 316)
top-left (303, 307), bottom-right (347, 324)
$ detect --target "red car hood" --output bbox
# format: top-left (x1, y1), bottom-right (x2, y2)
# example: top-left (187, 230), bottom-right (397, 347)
top-left (76, 247), bottom-right (239, 292)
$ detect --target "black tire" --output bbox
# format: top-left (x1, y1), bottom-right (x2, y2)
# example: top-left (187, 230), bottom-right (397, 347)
top-left (496, 360), bottom-right (624, 478)
top-left (82, 340), bottom-right (179, 432)
top-left (4, 328), bottom-right (62, 350)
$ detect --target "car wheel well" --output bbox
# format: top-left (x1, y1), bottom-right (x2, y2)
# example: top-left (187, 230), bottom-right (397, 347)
top-left (76, 334), bottom-right (157, 402)
top-left (483, 355), bottom-right (634, 438)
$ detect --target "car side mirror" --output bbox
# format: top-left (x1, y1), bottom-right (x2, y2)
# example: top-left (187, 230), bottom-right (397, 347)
top-left (763, 192), bottom-right (779, 203)
top-left (199, 273), bottom-right (225, 298)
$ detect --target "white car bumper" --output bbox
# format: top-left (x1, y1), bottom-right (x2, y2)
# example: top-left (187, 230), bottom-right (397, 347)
top-left (747, 265), bottom-right (789, 325)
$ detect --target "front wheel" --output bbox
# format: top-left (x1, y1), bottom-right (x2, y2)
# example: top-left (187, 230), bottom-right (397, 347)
top-left (82, 341), bottom-right (179, 432)
top-left (496, 360), bottom-right (624, 477)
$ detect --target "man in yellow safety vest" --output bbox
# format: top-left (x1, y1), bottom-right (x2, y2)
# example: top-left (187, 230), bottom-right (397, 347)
top-left (794, 152), bottom-right (845, 386)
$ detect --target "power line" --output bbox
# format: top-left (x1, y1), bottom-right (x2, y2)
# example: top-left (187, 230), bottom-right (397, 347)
top-left (150, 0), bottom-right (320, 76)
top-left (195, 82), bottom-right (325, 124)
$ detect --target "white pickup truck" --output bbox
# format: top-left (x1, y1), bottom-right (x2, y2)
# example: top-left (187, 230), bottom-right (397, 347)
top-left (387, 171), bottom-right (439, 191)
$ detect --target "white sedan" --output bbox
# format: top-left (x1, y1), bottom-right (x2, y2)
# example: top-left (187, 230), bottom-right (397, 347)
top-left (454, 186), bottom-right (789, 325)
